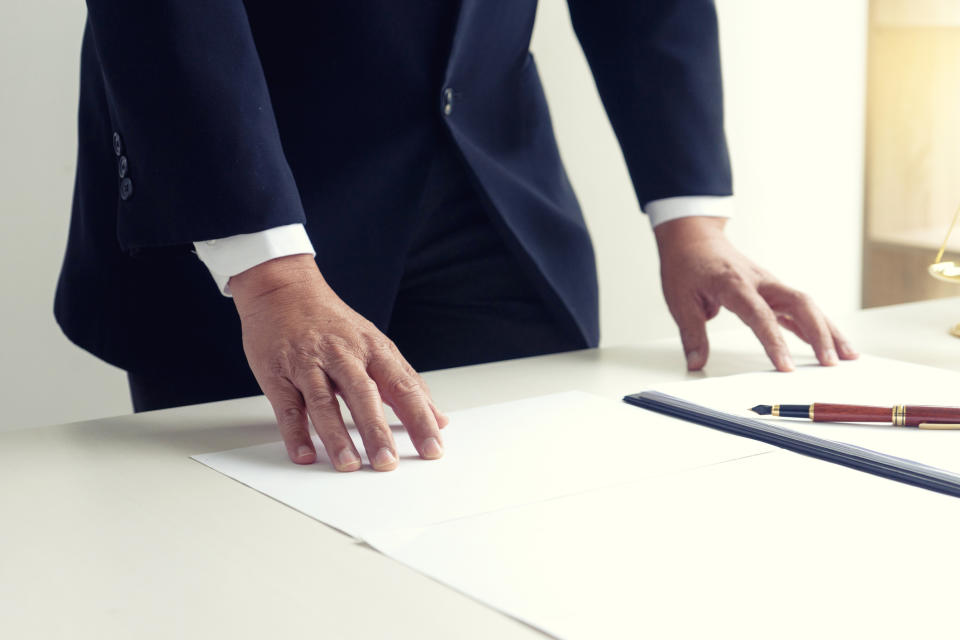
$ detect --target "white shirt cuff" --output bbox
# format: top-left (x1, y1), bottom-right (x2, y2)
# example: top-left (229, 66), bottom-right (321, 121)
top-left (645, 196), bottom-right (734, 228)
top-left (193, 223), bottom-right (316, 296)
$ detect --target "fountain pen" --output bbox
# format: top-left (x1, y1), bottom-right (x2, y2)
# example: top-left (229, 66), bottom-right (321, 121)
top-left (750, 403), bottom-right (960, 429)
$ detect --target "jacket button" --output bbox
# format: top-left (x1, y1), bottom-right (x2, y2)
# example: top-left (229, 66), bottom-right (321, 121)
top-left (112, 132), bottom-right (123, 156)
top-left (119, 177), bottom-right (134, 201)
top-left (442, 87), bottom-right (454, 116)
top-left (118, 155), bottom-right (128, 178)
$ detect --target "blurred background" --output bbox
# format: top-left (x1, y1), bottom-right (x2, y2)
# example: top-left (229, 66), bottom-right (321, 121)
top-left (8, 0), bottom-right (942, 432)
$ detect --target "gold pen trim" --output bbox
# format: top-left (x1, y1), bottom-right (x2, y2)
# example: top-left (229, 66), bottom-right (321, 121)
top-left (918, 423), bottom-right (960, 430)
top-left (809, 404), bottom-right (815, 420)
top-left (893, 405), bottom-right (906, 426)
top-left (772, 405), bottom-right (780, 417)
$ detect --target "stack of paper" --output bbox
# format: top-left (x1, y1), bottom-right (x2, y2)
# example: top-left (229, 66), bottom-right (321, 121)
top-left (193, 357), bottom-right (960, 638)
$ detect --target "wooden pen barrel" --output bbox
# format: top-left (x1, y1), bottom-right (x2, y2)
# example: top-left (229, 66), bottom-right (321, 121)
top-left (812, 403), bottom-right (960, 425)
top-left (811, 403), bottom-right (890, 423)
top-left (903, 406), bottom-right (960, 427)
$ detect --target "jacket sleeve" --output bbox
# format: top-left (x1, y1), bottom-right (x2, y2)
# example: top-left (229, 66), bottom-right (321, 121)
top-left (565, 0), bottom-right (733, 209)
top-left (84, 2), bottom-right (306, 249)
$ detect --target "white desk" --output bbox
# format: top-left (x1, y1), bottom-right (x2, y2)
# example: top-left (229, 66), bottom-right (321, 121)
top-left (3, 298), bottom-right (960, 639)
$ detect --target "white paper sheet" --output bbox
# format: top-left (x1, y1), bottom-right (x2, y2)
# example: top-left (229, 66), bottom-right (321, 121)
top-left (193, 360), bottom-right (960, 639)
top-left (649, 355), bottom-right (960, 474)
top-left (365, 451), bottom-right (960, 639)
top-left (193, 391), bottom-right (771, 538)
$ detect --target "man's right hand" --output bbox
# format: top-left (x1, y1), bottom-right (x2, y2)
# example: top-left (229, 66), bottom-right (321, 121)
top-left (229, 254), bottom-right (449, 470)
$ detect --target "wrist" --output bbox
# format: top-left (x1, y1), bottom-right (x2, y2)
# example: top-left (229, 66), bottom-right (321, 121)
top-left (654, 216), bottom-right (727, 254)
top-left (229, 254), bottom-right (322, 305)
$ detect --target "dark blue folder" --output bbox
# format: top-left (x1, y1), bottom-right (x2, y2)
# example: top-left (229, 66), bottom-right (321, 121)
top-left (625, 390), bottom-right (960, 499)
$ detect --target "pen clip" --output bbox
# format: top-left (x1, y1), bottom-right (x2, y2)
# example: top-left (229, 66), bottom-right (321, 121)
top-left (917, 423), bottom-right (960, 430)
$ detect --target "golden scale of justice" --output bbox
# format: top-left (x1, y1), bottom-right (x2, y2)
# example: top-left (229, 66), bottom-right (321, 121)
top-left (928, 202), bottom-right (960, 336)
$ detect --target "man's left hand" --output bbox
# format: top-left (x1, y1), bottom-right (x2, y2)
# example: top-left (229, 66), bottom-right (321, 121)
top-left (654, 216), bottom-right (859, 372)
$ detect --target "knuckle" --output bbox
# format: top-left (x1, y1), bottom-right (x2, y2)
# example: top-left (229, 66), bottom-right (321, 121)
top-left (413, 370), bottom-right (430, 390)
top-left (327, 355), bottom-right (360, 377)
top-left (315, 333), bottom-right (349, 354)
top-left (362, 420), bottom-right (392, 444)
top-left (266, 348), bottom-right (293, 379)
top-left (788, 289), bottom-right (811, 308)
top-left (316, 337), bottom-right (364, 371)
top-left (713, 264), bottom-right (746, 288)
top-left (384, 336), bottom-right (401, 354)
top-left (304, 387), bottom-right (339, 413)
top-left (279, 420), bottom-right (310, 442)
top-left (276, 404), bottom-right (304, 427)
top-left (388, 375), bottom-right (422, 401)
top-left (366, 346), bottom-right (397, 371)
top-left (362, 333), bottom-right (400, 367)
top-left (292, 342), bottom-right (318, 363)
top-left (314, 334), bottom-right (360, 364)
top-left (345, 376), bottom-right (380, 400)
top-left (284, 342), bottom-right (322, 379)
top-left (715, 281), bottom-right (750, 308)
top-left (363, 331), bottom-right (393, 352)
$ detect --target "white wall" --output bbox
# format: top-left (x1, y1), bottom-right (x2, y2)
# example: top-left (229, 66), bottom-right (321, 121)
top-left (0, 1), bottom-right (867, 431)
top-left (0, 1), bottom-right (130, 431)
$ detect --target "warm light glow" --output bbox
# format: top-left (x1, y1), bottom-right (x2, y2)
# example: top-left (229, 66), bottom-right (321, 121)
top-left (928, 260), bottom-right (960, 282)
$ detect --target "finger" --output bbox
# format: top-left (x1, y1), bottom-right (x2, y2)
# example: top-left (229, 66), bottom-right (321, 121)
top-left (777, 315), bottom-right (808, 343)
top-left (781, 314), bottom-right (858, 364)
top-left (428, 398), bottom-right (451, 429)
top-left (397, 356), bottom-right (450, 429)
top-left (826, 318), bottom-right (859, 360)
top-left (670, 300), bottom-right (710, 371)
top-left (296, 371), bottom-right (362, 472)
top-left (262, 379), bottom-right (317, 465)
top-left (766, 289), bottom-right (837, 366)
top-left (325, 357), bottom-right (398, 471)
top-left (370, 356), bottom-right (443, 460)
top-left (721, 288), bottom-right (794, 372)
top-left (703, 298), bottom-right (722, 322)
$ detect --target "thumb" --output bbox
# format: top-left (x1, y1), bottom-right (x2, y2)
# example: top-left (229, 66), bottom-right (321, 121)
top-left (673, 306), bottom-right (710, 371)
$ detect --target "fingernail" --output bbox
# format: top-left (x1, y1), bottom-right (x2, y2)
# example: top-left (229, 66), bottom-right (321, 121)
top-left (780, 356), bottom-right (795, 371)
top-left (686, 350), bottom-right (701, 369)
top-left (296, 444), bottom-right (314, 460)
top-left (420, 437), bottom-right (443, 460)
top-left (825, 348), bottom-right (838, 365)
top-left (337, 448), bottom-right (361, 471)
top-left (372, 447), bottom-right (397, 470)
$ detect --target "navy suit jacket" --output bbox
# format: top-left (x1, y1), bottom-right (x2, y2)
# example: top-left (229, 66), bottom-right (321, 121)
top-left (55, 1), bottom-right (731, 373)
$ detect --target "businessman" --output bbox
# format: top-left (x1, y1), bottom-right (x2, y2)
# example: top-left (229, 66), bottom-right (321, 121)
top-left (56, 2), bottom-right (857, 471)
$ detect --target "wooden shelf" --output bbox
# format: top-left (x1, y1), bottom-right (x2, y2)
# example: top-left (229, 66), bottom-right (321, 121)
top-left (870, 226), bottom-right (960, 254)
top-left (863, 0), bottom-right (960, 307)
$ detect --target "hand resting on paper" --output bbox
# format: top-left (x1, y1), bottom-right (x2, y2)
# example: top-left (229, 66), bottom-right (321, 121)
top-left (229, 254), bottom-right (449, 470)
top-left (654, 216), bottom-right (859, 372)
